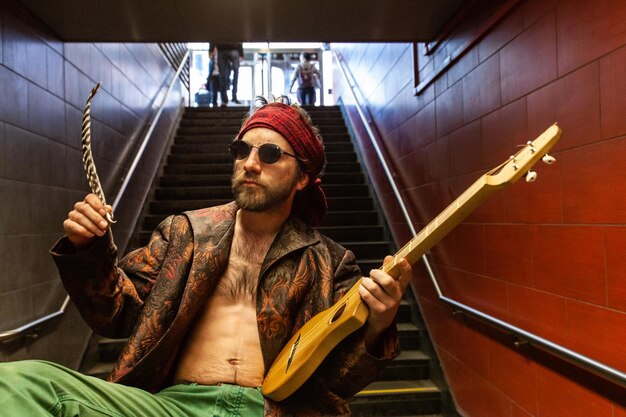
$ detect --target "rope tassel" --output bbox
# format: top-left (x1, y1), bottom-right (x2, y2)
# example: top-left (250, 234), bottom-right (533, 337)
top-left (81, 82), bottom-right (116, 223)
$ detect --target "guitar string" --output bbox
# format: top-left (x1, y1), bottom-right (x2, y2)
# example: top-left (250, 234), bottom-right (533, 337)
top-left (269, 130), bottom-right (559, 385)
top-left (271, 156), bottom-right (518, 373)
top-left (272, 177), bottom-right (475, 371)
top-left (269, 280), bottom-right (365, 372)
top-left (271, 238), bottom-right (422, 374)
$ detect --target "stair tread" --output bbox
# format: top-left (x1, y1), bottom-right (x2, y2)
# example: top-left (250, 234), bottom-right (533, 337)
top-left (333, 240), bottom-right (391, 245)
top-left (95, 337), bottom-right (128, 344)
top-left (146, 202), bottom-right (378, 212)
top-left (395, 349), bottom-right (428, 361)
top-left (155, 184), bottom-right (368, 190)
top-left (317, 225), bottom-right (383, 230)
top-left (397, 322), bottom-right (419, 332)
top-left (358, 379), bottom-right (439, 396)
top-left (85, 361), bottom-right (116, 375)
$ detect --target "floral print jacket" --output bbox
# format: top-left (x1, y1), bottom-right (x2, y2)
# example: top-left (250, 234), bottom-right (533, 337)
top-left (51, 202), bottom-right (399, 416)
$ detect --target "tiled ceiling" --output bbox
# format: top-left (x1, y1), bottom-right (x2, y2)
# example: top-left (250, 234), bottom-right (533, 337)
top-left (18, 0), bottom-right (467, 42)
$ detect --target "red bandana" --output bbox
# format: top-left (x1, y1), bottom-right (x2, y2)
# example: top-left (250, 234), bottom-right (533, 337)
top-left (237, 103), bottom-right (327, 226)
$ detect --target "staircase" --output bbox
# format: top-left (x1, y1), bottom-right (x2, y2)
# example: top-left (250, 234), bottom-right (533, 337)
top-left (83, 105), bottom-right (449, 416)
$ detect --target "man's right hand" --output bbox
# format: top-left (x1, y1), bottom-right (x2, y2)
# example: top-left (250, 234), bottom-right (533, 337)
top-left (63, 193), bottom-right (112, 248)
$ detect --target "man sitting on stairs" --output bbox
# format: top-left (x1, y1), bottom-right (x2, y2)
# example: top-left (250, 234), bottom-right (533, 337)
top-left (0, 97), bottom-right (412, 416)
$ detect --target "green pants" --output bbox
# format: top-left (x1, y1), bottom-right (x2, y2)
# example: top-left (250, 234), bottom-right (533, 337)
top-left (0, 360), bottom-right (264, 416)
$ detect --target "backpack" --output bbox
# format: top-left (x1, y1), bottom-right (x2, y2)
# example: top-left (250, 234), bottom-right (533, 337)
top-left (298, 63), bottom-right (315, 88)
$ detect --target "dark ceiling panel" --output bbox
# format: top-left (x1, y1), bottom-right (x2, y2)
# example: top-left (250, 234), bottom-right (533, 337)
top-left (18, 0), bottom-right (466, 42)
top-left (174, 0), bottom-right (324, 43)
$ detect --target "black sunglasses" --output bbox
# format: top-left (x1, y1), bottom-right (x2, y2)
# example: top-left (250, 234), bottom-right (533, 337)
top-left (228, 140), bottom-right (305, 165)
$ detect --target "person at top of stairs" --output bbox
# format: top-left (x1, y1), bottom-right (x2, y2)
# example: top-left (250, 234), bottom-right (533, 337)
top-left (0, 97), bottom-right (412, 417)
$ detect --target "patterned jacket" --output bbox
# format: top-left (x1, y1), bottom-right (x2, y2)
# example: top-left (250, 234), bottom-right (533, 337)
top-left (51, 202), bottom-right (399, 416)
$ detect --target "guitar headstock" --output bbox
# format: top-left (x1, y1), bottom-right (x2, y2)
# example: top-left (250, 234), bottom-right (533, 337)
top-left (486, 124), bottom-right (561, 187)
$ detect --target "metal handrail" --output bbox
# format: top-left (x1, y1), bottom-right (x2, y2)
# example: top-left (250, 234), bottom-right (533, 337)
top-left (333, 51), bottom-right (626, 388)
top-left (113, 50), bottom-right (190, 209)
top-left (0, 50), bottom-right (190, 344)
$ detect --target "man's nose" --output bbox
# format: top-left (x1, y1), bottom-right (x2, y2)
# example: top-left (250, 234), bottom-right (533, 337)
top-left (243, 147), bottom-right (262, 173)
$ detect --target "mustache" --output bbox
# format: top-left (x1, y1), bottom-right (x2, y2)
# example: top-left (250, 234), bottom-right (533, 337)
top-left (232, 172), bottom-right (267, 188)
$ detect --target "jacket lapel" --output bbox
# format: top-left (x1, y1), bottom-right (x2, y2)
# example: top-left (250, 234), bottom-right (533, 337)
top-left (260, 216), bottom-right (320, 278)
top-left (182, 202), bottom-right (238, 315)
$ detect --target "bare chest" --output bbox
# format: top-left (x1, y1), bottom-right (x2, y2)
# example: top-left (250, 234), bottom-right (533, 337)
top-left (173, 227), bottom-right (276, 386)
top-left (215, 252), bottom-right (262, 302)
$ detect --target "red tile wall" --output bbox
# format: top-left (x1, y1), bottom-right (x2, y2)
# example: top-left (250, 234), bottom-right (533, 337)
top-left (334, 0), bottom-right (626, 415)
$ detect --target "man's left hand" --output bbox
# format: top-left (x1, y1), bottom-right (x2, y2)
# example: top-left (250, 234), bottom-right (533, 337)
top-left (358, 256), bottom-right (412, 352)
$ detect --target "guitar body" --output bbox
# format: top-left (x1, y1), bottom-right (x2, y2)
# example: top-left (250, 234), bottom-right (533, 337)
top-left (262, 125), bottom-right (562, 402)
top-left (262, 279), bottom-right (369, 401)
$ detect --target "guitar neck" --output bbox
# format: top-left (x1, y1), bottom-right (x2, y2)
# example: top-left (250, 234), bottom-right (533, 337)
top-left (262, 125), bottom-right (562, 402)
top-left (382, 172), bottom-right (502, 278)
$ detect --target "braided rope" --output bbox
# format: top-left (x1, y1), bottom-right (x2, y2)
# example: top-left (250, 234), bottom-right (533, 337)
top-left (81, 82), bottom-right (116, 223)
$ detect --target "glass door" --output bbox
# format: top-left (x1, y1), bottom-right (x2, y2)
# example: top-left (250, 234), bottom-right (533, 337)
top-left (188, 42), bottom-right (331, 107)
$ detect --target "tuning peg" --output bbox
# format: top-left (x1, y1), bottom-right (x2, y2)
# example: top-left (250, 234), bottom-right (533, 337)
top-left (526, 171), bottom-right (537, 182)
top-left (542, 154), bottom-right (556, 164)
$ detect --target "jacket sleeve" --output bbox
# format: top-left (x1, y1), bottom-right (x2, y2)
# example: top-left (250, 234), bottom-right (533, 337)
top-left (50, 216), bottom-right (176, 338)
top-left (318, 248), bottom-right (400, 399)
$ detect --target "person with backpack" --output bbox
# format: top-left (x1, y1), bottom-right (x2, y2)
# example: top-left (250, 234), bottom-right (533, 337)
top-left (290, 52), bottom-right (321, 106)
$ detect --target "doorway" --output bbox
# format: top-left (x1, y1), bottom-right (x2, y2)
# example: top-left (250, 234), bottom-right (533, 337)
top-left (188, 42), bottom-right (332, 107)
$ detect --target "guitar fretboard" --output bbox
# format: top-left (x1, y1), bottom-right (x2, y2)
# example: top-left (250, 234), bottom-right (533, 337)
top-left (381, 174), bottom-right (498, 277)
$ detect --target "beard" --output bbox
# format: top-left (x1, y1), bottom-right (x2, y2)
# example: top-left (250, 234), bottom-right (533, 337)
top-left (231, 169), bottom-right (301, 212)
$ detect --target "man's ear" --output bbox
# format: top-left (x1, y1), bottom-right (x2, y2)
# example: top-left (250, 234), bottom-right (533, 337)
top-left (295, 172), bottom-right (310, 191)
